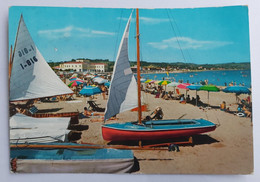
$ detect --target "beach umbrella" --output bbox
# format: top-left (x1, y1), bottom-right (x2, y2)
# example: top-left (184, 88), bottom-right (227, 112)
top-left (199, 85), bottom-right (220, 107)
top-left (187, 84), bottom-right (202, 106)
top-left (158, 80), bottom-right (171, 86)
top-left (92, 77), bottom-right (108, 84)
top-left (149, 80), bottom-right (157, 84)
top-left (69, 77), bottom-right (78, 81)
top-left (68, 79), bottom-right (84, 87)
top-left (167, 81), bottom-right (180, 94)
top-left (158, 80), bottom-right (171, 91)
top-left (145, 79), bottom-right (152, 83)
top-left (140, 78), bottom-right (146, 82)
top-left (222, 86), bottom-right (251, 94)
top-left (104, 82), bottom-right (110, 88)
top-left (177, 83), bottom-right (191, 97)
top-left (222, 86), bottom-right (251, 103)
top-left (167, 82), bottom-right (180, 87)
top-left (86, 75), bottom-right (94, 78)
top-left (177, 83), bottom-right (191, 90)
top-left (79, 86), bottom-right (102, 96)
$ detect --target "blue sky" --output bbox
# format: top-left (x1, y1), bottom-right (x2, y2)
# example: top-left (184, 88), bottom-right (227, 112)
top-left (9, 6), bottom-right (250, 64)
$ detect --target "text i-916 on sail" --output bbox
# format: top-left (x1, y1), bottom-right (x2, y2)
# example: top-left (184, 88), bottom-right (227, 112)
top-left (18, 45), bottom-right (34, 57)
top-left (20, 56), bottom-right (38, 70)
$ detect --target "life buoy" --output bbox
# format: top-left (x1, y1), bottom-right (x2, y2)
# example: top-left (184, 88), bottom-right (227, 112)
top-left (237, 113), bottom-right (245, 117)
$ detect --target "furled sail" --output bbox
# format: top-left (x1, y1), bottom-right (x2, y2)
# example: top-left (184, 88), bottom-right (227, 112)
top-left (104, 13), bottom-right (138, 121)
top-left (10, 113), bottom-right (71, 143)
top-left (10, 15), bottom-right (73, 101)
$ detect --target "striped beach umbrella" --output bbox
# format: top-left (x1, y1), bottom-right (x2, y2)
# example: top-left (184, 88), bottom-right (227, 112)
top-left (145, 79), bottom-right (152, 83)
top-left (68, 79), bottom-right (84, 87)
top-left (158, 80), bottom-right (171, 86)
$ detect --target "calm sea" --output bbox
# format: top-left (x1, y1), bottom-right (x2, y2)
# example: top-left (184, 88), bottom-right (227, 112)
top-left (141, 70), bottom-right (251, 87)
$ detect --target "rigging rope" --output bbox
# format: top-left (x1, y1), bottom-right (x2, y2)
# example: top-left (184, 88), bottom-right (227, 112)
top-left (166, 10), bottom-right (187, 63)
top-left (167, 9), bottom-right (193, 63)
top-left (112, 9), bottom-right (124, 62)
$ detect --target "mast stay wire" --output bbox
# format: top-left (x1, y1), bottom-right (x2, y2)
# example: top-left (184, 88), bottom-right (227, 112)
top-left (112, 9), bottom-right (124, 62)
top-left (166, 9), bottom-right (188, 64)
top-left (167, 9), bottom-right (193, 64)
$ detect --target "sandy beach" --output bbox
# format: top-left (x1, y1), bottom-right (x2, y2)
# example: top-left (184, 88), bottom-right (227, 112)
top-left (33, 87), bottom-right (253, 174)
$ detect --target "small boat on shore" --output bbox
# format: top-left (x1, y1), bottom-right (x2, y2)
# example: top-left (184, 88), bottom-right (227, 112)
top-left (102, 9), bottom-right (216, 142)
top-left (10, 143), bottom-right (134, 173)
top-left (102, 119), bottom-right (216, 141)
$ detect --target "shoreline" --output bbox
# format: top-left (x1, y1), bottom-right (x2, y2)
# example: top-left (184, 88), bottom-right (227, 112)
top-left (140, 69), bottom-right (250, 75)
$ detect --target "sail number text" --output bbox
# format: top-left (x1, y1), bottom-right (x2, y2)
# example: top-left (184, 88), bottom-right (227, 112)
top-left (18, 45), bottom-right (35, 57)
top-left (20, 56), bottom-right (38, 70)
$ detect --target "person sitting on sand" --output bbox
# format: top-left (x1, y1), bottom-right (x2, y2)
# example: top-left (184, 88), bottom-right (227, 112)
top-left (150, 107), bottom-right (164, 120)
top-left (220, 101), bottom-right (226, 111)
top-left (179, 95), bottom-right (186, 104)
top-left (190, 97), bottom-right (196, 105)
top-left (242, 105), bottom-right (252, 117)
top-left (186, 95), bottom-right (191, 103)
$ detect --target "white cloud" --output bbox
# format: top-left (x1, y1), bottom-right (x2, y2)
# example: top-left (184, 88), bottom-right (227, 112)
top-left (140, 17), bottom-right (169, 24)
top-left (38, 26), bottom-right (115, 39)
top-left (148, 37), bottom-right (233, 50)
top-left (117, 16), bottom-right (169, 24)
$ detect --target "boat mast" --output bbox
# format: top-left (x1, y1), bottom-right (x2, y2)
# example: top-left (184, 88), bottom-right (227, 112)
top-left (136, 9), bottom-right (142, 124)
top-left (9, 45), bottom-right (13, 80)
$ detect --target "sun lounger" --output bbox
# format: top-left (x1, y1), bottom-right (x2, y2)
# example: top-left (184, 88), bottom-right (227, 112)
top-left (28, 106), bottom-right (38, 114)
top-left (87, 101), bottom-right (105, 112)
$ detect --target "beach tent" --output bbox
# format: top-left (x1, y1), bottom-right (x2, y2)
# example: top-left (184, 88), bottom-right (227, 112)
top-left (10, 113), bottom-right (71, 143)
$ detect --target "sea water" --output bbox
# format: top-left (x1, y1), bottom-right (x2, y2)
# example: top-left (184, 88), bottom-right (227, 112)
top-left (141, 70), bottom-right (251, 87)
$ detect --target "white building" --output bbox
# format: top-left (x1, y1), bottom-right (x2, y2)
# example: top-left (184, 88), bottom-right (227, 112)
top-left (91, 63), bottom-right (107, 72)
top-left (59, 62), bottom-right (88, 72)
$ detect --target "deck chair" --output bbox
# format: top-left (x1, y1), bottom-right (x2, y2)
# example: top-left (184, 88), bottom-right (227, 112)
top-left (28, 106), bottom-right (38, 114)
top-left (176, 88), bottom-right (180, 95)
top-left (87, 101), bottom-right (105, 112)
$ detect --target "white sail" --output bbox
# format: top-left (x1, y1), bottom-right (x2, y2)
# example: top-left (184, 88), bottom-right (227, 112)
top-left (104, 13), bottom-right (138, 121)
top-left (10, 15), bottom-right (73, 101)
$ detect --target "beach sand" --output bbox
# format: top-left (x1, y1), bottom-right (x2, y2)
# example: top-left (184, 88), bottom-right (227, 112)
top-left (34, 88), bottom-right (253, 174)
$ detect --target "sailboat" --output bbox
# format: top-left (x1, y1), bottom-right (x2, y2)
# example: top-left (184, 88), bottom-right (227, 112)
top-left (102, 9), bottom-right (216, 142)
top-left (9, 15), bottom-right (135, 173)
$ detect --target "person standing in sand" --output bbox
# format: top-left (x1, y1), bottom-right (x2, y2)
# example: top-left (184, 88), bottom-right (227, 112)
top-left (101, 85), bottom-right (107, 100)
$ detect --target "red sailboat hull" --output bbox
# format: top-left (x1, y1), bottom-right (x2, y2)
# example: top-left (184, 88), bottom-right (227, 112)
top-left (102, 124), bottom-right (216, 141)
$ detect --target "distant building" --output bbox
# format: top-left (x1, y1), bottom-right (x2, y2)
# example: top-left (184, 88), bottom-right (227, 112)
top-left (91, 63), bottom-right (107, 72)
top-left (59, 62), bottom-right (89, 72)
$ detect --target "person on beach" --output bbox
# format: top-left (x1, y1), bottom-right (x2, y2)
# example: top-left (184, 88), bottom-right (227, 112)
top-left (79, 107), bottom-right (104, 118)
top-left (242, 105), bottom-right (252, 117)
top-left (149, 107), bottom-right (164, 120)
top-left (186, 95), bottom-right (191, 103)
top-left (220, 101), bottom-right (226, 111)
top-left (101, 85), bottom-right (107, 100)
top-left (179, 95), bottom-right (186, 104)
